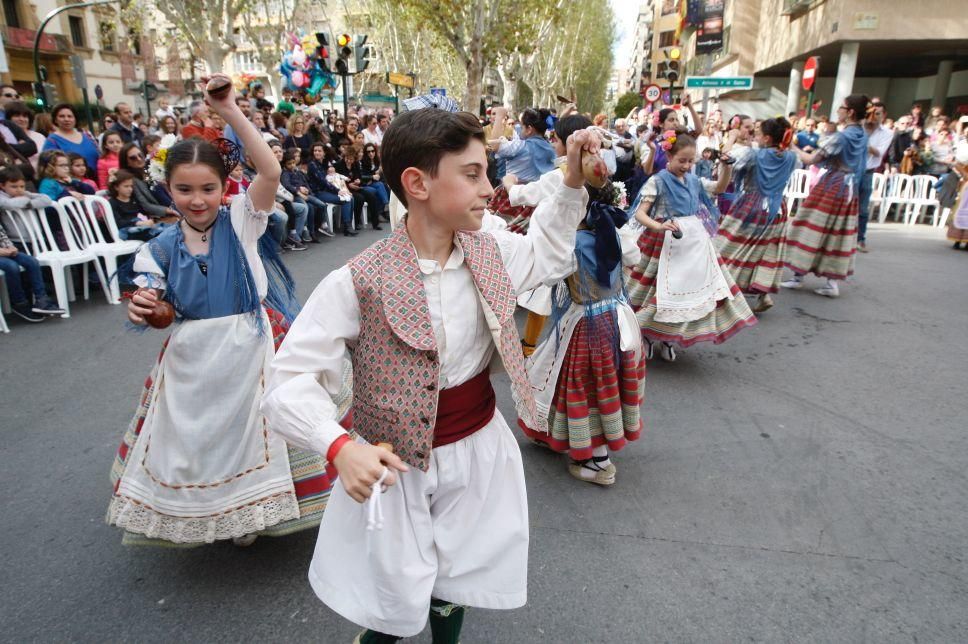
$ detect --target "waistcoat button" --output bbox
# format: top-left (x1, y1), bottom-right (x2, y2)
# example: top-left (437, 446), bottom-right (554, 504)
top-left (416, 451), bottom-right (426, 459)
top-left (426, 383), bottom-right (436, 391)
top-left (420, 416), bottom-right (430, 424)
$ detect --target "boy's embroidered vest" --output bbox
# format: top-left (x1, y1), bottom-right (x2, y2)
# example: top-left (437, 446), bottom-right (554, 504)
top-left (347, 225), bottom-right (545, 471)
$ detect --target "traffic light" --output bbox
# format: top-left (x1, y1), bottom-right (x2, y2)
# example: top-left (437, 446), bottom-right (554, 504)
top-left (316, 33), bottom-right (330, 72)
top-left (335, 33), bottom-right (351, 75)
top-left (354, 34), bottom-right (371, 73)
top-left (33, 81), bottom-right (48, 109)
top-left (666, 61), bottom-right (680, 84)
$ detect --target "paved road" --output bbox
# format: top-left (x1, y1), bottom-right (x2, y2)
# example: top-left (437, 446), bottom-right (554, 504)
top-left (2, 223), bottom-right (966, 643)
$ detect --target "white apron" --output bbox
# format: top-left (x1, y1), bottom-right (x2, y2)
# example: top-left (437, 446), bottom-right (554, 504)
top-left (109, 312), bottom-right (299, 543)
top-left (654, 215), bottom-right (733, 323)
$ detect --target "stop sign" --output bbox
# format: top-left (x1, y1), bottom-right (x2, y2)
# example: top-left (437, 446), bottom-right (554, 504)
top-left (802, 56), bottom-right (819, 91)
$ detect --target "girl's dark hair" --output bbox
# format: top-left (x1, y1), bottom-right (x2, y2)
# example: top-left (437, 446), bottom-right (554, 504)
top-left (759, 117), bottom-right (791, 147)
top-left (654, 108), bottom-right (677, 134)
top-left (521, 108), bottom-right (552, 135)
top-left (554, 114), bottom-right (592, 143)
top-left (109, 169), bottom-right (136, 197)
top-left (143, 134), bottom-right (161, 150)
top-left (282, 147), bottom-right (300, 166)
top-left (100, 129), bottom-right (123, 154)
top-left (668, 133), bottom-right (697, 157)
top-left (363, 143), bottom-right (380, 164)
top-left (67, 152), bottom-right (87, 170)
top-left (164, 137), bottom-right (232, 184)
top-left (844, 93), bottom-right (870, 121)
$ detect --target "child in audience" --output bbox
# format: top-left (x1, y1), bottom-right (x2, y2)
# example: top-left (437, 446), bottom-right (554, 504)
top-left (108, 169), bottom-right (163, 241)
top-left (98, 131), bottom-right (123, 189)
top-left (36, 150), bottom-right (96, 201)
top-left (69, 153), bottom-right (98, 191)
top-left (0, 166), bottom-right (65, 321)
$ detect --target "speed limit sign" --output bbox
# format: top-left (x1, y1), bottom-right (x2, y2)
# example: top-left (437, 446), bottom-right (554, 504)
top-left (644, 84), bottom-right (662, 103)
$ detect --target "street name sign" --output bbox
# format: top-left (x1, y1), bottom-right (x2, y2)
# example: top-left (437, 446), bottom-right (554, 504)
top-left (685, 76), bottom-right (753, 89)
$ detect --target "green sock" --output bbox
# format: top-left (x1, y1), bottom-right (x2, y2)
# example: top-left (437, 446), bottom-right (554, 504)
top-left (429, 597), bottom-right (466, 644)
top-left (359, 630), bottom-right (401, 644)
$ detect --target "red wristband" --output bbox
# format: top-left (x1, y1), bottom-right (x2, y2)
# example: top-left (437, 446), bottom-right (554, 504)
top-left (326, 434), bottom-right (352, 465)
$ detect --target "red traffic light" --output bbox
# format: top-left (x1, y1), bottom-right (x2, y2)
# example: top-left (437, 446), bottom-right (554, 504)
top-left (317, 46), bottom-right (329, 58)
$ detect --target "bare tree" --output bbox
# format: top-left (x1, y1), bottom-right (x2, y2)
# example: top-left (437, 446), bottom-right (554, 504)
top-left (152, 0), bottom-right (249, 73)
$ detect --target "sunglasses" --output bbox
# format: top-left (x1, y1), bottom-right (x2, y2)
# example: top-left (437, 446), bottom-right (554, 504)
top-left (127, 154), bottom-right (143, 161)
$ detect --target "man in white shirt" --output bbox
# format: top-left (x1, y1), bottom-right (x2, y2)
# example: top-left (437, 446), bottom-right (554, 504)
top-left (858, 101), bottom-right (893, 252)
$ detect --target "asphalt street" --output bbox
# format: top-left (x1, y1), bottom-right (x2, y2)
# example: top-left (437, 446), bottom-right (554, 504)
top-left (1, 222), bottom-right (966, 643)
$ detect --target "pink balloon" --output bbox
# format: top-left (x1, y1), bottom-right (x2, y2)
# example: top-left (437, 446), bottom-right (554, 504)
top-left (291, 70), bottom-right (307, 87)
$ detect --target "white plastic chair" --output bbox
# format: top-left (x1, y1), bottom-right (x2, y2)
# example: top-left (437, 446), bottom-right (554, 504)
top-left (1, 205), bottom-right (111, 317)
top-left (784, 169), bottom-right (810, 214)
top-left (869, 172), bottom-right (886, 213)
top-left (0, 270), bottom-right (10, 333)
top-left (60, 196), bottom-right (142, 303)
top-left (878, 174), bottom-right (914, 223)
top-left (903, 175), bottom-right (942, 225)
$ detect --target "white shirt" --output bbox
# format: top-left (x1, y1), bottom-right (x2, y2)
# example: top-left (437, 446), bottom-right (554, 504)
top-left (362, 127), bottom-right (383, 147)
top-left (866, 124), bottom-right (893, 170)
top-left (262, 184), bottom-right (588, 457)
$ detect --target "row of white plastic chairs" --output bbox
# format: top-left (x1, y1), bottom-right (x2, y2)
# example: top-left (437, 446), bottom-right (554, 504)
top-left (0, 194), bottom-right (374, 333)
top-left (0, 195), bottom-right (140, 333)
top-left (782, 169), bottom-right (950, 226)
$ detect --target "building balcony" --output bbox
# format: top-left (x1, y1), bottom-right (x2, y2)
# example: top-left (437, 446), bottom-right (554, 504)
top-left (1, 25), bottom-right (72, 54)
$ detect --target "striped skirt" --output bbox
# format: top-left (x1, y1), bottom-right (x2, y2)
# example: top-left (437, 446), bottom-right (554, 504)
top-left (715, 192), bottom-right (788, 294)
top-left (783, 170), bottom-right (858, 280)
top-left (488, 184), bottom-right (535, 234)
top-left (626, 225), bottom-right (757, 346)
top-left (519, 309), bottom-right (645, 460)
top-left (109, 308), bottom-right (353, 547)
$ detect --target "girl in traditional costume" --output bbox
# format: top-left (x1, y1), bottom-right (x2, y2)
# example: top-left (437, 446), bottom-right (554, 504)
top-left (486, 107), bottom-right (556, 233)
top-left (519, 117), bottom-right (645, 485)
top-left (625, 132), bottom-right (757, 362)
top-left (715, 117), bottom-right (799, 313)
top-left (107, 75), bottom-right (349, 547)
top-left (782, 94), bottom-right (871, 298)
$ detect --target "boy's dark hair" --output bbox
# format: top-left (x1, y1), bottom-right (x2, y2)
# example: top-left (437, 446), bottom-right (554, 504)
top-left (554, 114), bottom-right (592, 143)
top-left (381, 109), bottom-right (485, 207)
top-left (109, 169), bottom-right (136, 197)
top-left (0, 166), bottom-right (25, 184)
top-left (143, 134), bottom-right (161, 150)
top-left (164, 137), bottom-right (230, 184)
top-left (282, 147), bottom-right (300, 165)
top-left (760, 117), bottom-right (791, 147)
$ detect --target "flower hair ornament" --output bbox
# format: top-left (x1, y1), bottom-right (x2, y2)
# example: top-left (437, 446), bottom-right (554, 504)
top-left (778, 128), bottom-right (794, 151)
top-left (659, 130), bottom-right (678, 152)
top-left (729, 115), bottom-right (742, 129)
top-left (212, 138), bottom-right (242, 177)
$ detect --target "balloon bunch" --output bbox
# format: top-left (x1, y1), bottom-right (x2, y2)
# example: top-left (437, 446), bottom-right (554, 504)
top-left (279, 31), bottom-right (339, 101)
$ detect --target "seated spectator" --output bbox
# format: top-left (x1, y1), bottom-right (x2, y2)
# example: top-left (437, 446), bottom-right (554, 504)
top-left (98, 131), bottom-right (123, 189)
top-left (305, 142), bottom-right (349, 237)
top-left (0, 167), bottom-right (64, 321)
top-left (0, 135), bottom-right (35, 184)
top-left (223, 162), bottom-right (250, 205)
top-left (158, 115), bottom-right (179, 138)
top-left (107, 169), bottom-right (166, 241)
top-left (4, 101), bottom-right (46, 168)
top-left (118, 142), bottom-right (178, 220)
top-left (252, 110), bottom-right (282, 142)
top-left (180, 101), bottom-right (221, 142)
top-left (271, 111), bottom-right (290, 138)
top-left (97, 112), bottom-right (117, 148)
top-left (334, 144), bottom-right (383, 230)
top-left (360, 143), bottom-right (390, 219)
top-left (281, 147), bottom-right (325, 244)
top-left (68, 153), bottom-right (98, 191)
top-left (283, 113), bottom-right (313, 161)
top-left (142, 134), bottom-right (161, 162)
top-left (36, 150), bottom-right (95, 201)
top-left (361, 114), bottom-right (383, 147)
top-left (43, 104), bottom-right (99, 176)
top-left (269, 141), bottom-right (307, 251)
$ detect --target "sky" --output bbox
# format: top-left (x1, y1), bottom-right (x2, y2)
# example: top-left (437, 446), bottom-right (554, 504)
top-left (610, 0), bottom-right (643, 68)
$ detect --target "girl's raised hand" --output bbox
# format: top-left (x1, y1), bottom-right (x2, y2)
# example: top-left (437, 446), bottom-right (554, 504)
top-left (201, 73), bottom-right (237, 117)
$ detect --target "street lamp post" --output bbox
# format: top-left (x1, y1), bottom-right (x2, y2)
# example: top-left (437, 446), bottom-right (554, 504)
top-left (32, 0), bottom-right (121, 111)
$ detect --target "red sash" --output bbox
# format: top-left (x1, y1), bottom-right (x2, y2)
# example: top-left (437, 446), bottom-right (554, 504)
top-left (432, 369), bottom-right (496, 448)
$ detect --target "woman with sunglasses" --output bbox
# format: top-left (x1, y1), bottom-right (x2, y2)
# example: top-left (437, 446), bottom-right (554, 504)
top-left (329, 119), bottom-right (349, 150)
top-left (119, 142), bottom-right (178, 220)
top-left (42, 104), bottom-right (99, 178)
top-left (360, 143), bottom-right (390, 219)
